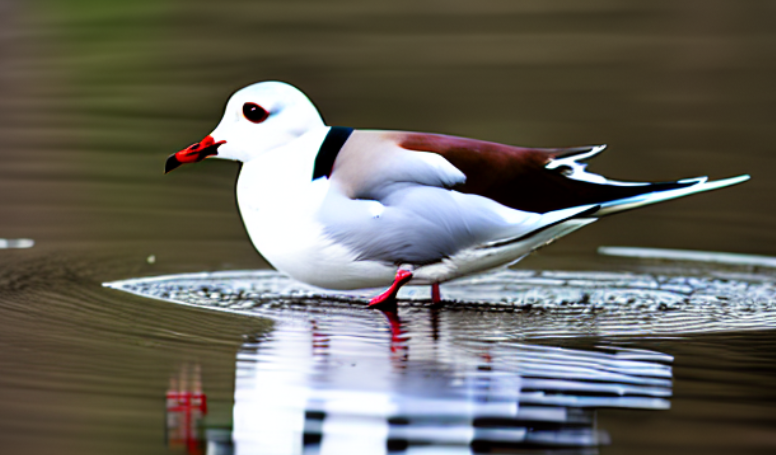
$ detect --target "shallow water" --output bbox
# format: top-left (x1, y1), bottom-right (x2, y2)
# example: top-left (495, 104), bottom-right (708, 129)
top-left (2, 1), bottom-right (776, 454)
top-left (99, 263), bottom-right (776, 453)
top-left (107, 265), bottom-right (776, 337)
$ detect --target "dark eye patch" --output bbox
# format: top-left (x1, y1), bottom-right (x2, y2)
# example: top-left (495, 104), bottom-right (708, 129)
top-left (243, 102), bottom-right (270, 123)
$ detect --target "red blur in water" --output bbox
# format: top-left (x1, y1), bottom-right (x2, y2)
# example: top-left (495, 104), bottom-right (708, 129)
top-left (166, 364), bottom-right (208, 455)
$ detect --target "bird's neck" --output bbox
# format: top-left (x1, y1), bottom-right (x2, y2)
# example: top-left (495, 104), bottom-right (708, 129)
top-left (236, 126), bottom-right (332, 210)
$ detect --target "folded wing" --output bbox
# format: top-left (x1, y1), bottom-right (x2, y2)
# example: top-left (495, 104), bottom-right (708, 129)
top-left (395, 131), bottom-right (704, 214)
top-left (322, 129), bottom-right (748, 266)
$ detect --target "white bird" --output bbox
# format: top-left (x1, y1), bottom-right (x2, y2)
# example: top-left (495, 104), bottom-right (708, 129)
top-left (165, 81), bottom-right (749, 308)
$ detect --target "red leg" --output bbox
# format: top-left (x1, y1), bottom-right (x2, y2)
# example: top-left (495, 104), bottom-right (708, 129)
top-left (431, 283), bottom-right (441, 304)
top-left (368, 269), bottom-right (413, 309)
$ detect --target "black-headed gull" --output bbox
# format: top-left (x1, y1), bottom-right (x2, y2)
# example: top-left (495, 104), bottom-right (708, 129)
top-left (165, 81), bottom-right (749, 309)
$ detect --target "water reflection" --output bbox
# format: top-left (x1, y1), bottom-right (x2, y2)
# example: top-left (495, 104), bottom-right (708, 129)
top-left (104, 266), bottom-right (776, 452)
top-left (107, 267), bottom-right (771, 453)
top-left (166, 364), bottom-right (208, 454)
top-left (0, 238), bottom-right (34, 249)
top-left (231, 311), bottom-right (672, 455)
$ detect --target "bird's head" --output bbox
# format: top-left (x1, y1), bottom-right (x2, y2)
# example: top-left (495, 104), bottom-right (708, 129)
top-left (165, 81), bottom-right (325, 173)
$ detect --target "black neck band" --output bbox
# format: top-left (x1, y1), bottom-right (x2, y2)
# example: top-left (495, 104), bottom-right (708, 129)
top-left (312, 126), bottom-right (353, 180)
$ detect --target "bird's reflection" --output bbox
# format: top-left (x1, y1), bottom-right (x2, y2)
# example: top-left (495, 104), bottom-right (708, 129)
top-left (380, 310), bottom-right (410, 365)
top-left (229, 309), bottom-right (672, 455)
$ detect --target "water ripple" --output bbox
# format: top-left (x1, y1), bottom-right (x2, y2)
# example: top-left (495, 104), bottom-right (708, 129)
top-left (105, 266), bottom-right (776, 338)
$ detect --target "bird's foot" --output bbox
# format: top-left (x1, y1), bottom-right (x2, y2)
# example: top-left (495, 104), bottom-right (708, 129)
top-left (368, 269), bottom-right (413, 310)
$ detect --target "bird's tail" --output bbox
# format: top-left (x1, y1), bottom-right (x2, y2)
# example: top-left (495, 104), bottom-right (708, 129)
top-left (593, 174), bottom-right (750, 216)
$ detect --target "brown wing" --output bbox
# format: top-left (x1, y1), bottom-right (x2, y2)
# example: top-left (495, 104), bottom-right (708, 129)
top-left (397, 132), bottom-right (691, 214)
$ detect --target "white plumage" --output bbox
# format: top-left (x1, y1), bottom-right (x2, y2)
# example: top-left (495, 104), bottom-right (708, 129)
top-left (166, 81), bottom-right (749, 306)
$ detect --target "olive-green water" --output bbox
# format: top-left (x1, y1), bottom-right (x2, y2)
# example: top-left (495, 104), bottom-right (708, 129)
top-left (1, 1), bottom-right (775, 454)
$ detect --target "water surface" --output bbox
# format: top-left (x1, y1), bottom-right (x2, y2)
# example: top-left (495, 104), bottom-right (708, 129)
top-left (1, 1), bottom-right (776, 453)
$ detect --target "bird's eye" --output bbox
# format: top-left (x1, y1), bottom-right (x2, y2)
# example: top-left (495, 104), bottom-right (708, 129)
top-left (243, 102), bottom-right (270, 123)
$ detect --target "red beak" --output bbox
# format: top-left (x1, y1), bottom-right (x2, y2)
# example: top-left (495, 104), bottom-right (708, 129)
top-left (165, 135), bottom-right (226, 173)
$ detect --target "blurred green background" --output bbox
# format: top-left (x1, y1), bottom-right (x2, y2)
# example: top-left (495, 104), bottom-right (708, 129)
top-left (2, 0), bottom-right (773, 265)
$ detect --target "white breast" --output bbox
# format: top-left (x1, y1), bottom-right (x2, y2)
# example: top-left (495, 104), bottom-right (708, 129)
top-left (235, 128), bottom-right (396, 290)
